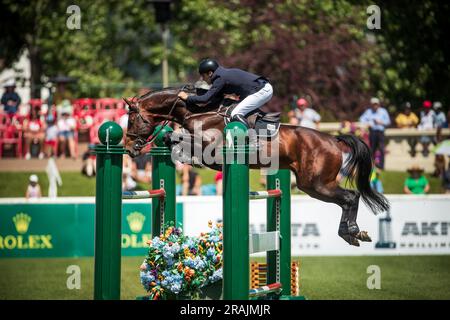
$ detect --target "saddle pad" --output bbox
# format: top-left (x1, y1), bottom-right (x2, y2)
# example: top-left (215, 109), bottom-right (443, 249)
top-left (254, 120), bottom-right (280, 138)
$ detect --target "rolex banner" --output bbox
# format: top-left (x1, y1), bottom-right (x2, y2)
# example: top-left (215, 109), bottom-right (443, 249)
top-left (1, 195), bottom-right (449, 258)
top-left (0, 200), bottom-right (183, 258)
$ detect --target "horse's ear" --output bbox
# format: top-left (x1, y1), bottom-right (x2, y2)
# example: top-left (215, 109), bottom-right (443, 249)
top-left (123, 97), bottom-right (136, 110)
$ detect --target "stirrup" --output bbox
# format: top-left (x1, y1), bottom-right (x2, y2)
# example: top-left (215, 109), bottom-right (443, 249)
top-left (231, 114), bottom-right (249, 128)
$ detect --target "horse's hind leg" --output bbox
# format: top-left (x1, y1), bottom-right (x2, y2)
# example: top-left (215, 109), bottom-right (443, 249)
top-left (346, 193), bottom-right (372, 242)
top-left (293, 169), bottom-right (367, 246)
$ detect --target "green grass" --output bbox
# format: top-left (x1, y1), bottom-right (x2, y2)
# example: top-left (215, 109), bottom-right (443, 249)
top-left (0, 172), bottom-right (97, 198)
top-left (378, 170), bottom-right (443, 194)
top-left (1, 256), bottom-right (449, 299)
top-left (0, 169), bottom-right (444, 197)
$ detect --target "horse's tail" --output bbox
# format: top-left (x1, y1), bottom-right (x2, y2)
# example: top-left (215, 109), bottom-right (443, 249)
top-left (336, 134), bottom-right (390, 215)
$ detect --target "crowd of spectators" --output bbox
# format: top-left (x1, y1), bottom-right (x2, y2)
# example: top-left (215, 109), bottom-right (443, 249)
top-left (0, 80), bottom-right (128, 159)
top-left (3, 78), bottom-right (450, 196)
top-left (289, 94), bottom-right (450, 194)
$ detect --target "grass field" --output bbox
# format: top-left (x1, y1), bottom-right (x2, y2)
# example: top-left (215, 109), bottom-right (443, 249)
top-left (0, 169), bottom-right (445, 197)
top-left (1, 256), bottom-right (449, 300)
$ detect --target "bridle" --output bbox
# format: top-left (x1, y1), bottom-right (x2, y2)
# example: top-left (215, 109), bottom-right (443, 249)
top-left (126, 86), bottom-right (187, 151)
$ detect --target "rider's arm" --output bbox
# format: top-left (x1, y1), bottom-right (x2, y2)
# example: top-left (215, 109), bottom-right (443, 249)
top-left (186, 77), bottom-right (225, 105)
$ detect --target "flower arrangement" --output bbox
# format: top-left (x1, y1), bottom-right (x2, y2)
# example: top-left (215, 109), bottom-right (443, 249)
top-left (139, 221), bottom-right (223, 300)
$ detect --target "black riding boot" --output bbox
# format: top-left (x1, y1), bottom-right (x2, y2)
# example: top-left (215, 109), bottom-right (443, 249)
top-left (231, 114), bottom-right (249, 128)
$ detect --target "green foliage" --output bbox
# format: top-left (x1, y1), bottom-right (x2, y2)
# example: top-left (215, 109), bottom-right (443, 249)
top-left (366, 1), bottom-right (450, 111)
top-left (1, 1), bottom-right (448, 117)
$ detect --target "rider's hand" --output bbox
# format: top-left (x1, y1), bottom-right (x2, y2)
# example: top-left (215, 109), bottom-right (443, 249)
top-left (224, 93), bottom-right (240, 101)
top-left (178, 92), bottom-right (189, 100)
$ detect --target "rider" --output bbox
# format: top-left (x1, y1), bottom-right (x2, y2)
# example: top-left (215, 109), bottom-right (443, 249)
top-left (177, 58), bottom-right (273, 127)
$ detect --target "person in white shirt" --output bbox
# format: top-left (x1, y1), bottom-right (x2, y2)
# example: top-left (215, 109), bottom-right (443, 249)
top-left (26, 174), bottom-right (42, 199)
top-left (57, 111), bottom-right (77, 158)
top-left (288, 97), bottom-right (321, 129)
top-left (418, 100), bottom-right (436, 157)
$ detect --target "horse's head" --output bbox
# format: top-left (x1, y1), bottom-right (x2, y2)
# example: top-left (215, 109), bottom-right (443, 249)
top-left (124, 87), bottom-right (190, 157)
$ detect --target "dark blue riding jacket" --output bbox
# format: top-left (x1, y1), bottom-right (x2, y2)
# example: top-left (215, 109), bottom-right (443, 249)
top-left (186, 66), bottom-right (268, 106)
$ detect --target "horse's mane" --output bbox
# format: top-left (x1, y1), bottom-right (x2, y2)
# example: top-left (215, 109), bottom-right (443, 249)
top-left (132, 84), bottom-right (220, 114)
top-left (138, 85), bottom-right (196, 101)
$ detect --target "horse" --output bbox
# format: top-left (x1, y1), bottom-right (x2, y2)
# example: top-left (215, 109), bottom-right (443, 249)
top-left (124, 86), bottom-right (390, 246)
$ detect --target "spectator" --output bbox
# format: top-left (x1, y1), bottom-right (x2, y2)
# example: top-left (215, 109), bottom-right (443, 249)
top-left (359, 97), bottom-right (391, 169)
top-left (176, 162), bottom-right (202, 196)
top-left (26, 174), bottom-right (42, 199)
top-left (215, 171), bottom-right (223, 195)
top-left (119, 112), bottom-right (129, 144)
top-left (433, 103), bottom-right (446, 177)
top-left (442, 161), bottom-right (450, 194)
top-left (119, 112), bottom-right (128, 132)
top-left (288, 98), bottom-right (321, 129)
top-left (370, 168), bottom-right (384, 193)
top-left (122, 155), bottom-right (137, 191)
top-left (1, 79), bottom-right (21, 117)
top-left (132, 153), bottom-right (152, 184)
top-left (23, 108), bottom-right (45, 159)
top-left (81, 149), bottom-right (96, 177)
top-left (433, 101), bottom-right (447, 128)
top-left (418, 100), bottom-right (436, 157)
top-left (44, 113), bottom-right (58, 157)
top-left (403, 165), bottom-right (430, 194)
top-left (395, 102), bottom-right (419, 157)
top-left (57, 108), bottom-right (77, 158)
top-left (339, 120), bottom-right (369, 145)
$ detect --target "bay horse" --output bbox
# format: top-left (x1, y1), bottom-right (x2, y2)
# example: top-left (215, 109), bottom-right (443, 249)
top-left (124, 86), bottom-right (390, 246)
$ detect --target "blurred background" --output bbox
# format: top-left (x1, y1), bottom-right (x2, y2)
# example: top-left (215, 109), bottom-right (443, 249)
top-left (0, 0), bottom-right (449, 300)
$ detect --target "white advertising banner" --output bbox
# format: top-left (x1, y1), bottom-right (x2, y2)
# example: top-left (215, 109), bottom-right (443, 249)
top-left (180, 195), bottom-right (450, 256)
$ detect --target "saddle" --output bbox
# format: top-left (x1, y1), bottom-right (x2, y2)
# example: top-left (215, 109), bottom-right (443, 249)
top-left (220, 102), bottom-right (281, 138)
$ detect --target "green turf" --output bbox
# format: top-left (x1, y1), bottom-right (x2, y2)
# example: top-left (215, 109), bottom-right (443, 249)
top-left (0, 169), bottom-right (444, 197)
top-left (1, 256), bottom-right (449, 299)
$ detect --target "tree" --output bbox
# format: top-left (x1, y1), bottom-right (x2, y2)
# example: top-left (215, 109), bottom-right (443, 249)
top-left (367, 1), bottom-right (450, 110)
top-left (175, 0), bottom-right (373, 120)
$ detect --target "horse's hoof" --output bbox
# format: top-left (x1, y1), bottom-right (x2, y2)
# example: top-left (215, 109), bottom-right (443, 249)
top-left (339, 233), bottom-right (360, 246)
top-left (350, 238), bottom-right (360, 246)
top-left (356, 231), bottom-right (372, 242)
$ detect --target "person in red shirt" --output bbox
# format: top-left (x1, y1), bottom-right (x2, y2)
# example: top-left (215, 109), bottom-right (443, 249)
top-left (215, 171), bottom-right (223, 195)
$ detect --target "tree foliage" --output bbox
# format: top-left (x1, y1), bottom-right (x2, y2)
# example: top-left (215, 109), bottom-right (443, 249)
top-left (367, 0), bottom-right (450, 111)
top-left (0, 0), bottom-right (448, 119)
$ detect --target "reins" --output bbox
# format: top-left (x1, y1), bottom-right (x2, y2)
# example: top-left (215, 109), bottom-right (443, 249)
top-left (126, 85), bottom-right (188, 150)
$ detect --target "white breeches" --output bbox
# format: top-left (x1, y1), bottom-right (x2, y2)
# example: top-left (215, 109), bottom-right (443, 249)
top-left (230, 83), bottom-right (273, 117)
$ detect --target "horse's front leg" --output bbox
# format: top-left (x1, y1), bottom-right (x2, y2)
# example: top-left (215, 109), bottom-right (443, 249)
top-left (163, 131), bottom-right (194, 165)
top-left (165, 130), bottom-right (205, 167)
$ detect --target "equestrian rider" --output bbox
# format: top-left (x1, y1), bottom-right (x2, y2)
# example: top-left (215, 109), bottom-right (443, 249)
top-left (177, 59), bottom-right (273, 127)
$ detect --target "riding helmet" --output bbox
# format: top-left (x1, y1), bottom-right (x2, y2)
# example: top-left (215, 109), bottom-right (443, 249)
top-left (198, 59), bottom-right (219, 74)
